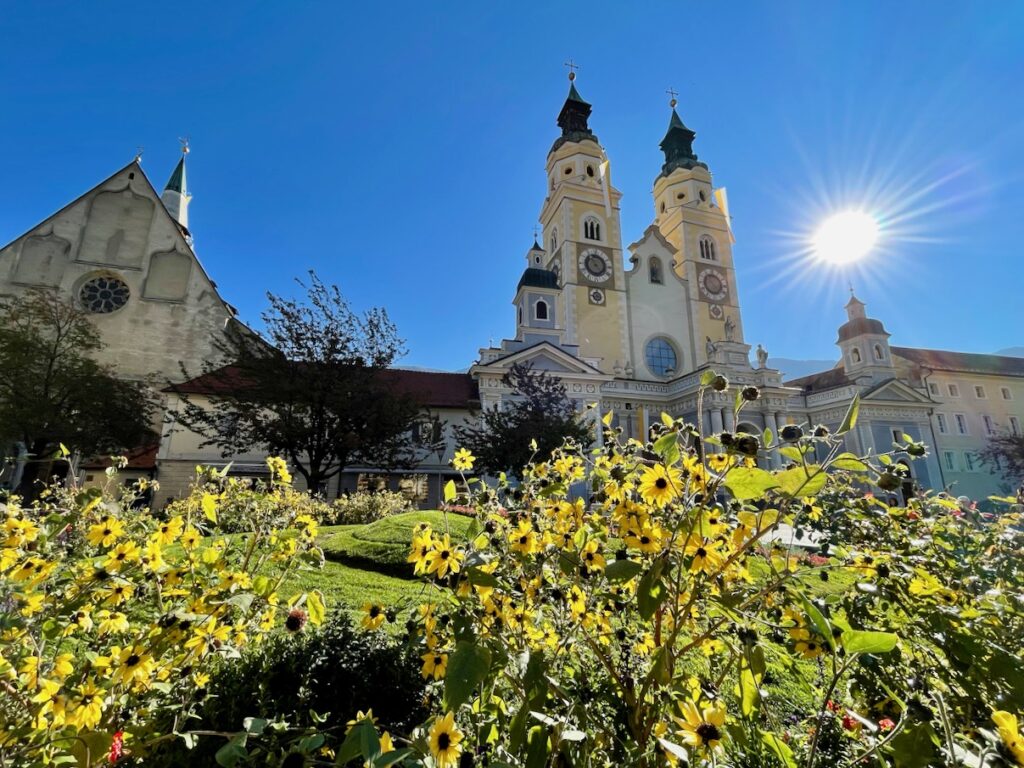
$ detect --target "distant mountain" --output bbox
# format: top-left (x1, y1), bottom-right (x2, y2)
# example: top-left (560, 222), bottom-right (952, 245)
top-left (767, 357), bottom-right (837, 381)
top-left (996, 347), bottom-right (1024, 358)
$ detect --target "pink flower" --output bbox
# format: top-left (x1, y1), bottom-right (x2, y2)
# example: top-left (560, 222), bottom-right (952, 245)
top-left (878, 718), bottom-right (896, 732)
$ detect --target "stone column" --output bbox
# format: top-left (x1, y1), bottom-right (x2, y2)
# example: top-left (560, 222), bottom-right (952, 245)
top-left (710, 408), bottom-right (724, 435)
top-left (765, 411), bottom-right (781, 469)
top-left (593, 402), bottom-right (605, 449)
top-left (640, 406), bottom-right (650, 444)
top-left (723, 407), bottom-right (736, 433)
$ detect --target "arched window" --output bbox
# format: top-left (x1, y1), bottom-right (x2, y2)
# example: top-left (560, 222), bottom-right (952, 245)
top-left (535, 300), bottom-right (549, 321)
top-left (699, 235), bottom-right (717, 261)
top-left (583, 217), bottom-right (601, 241)
top-left (550, 230), bottom-right (558, 252)
top-left (851, 347), bottom-right (862, 364)
top-left (873, 344), bottom-right (884, 361)
top-left (649, 256), bottom-right (663, 284)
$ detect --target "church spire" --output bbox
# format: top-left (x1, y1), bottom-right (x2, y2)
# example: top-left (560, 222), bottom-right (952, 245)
top-left (162, 140), bottom-right (192, 232)
top-left (551, 65), bottom-right (598, 153)
top-left (658, 94), bottom-right (707, 177)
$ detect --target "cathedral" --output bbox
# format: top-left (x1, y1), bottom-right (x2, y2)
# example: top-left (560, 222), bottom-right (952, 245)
top-left (1, 75), bottom-right (1021, 507)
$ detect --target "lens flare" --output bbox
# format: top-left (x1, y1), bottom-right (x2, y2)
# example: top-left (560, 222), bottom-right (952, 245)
top-left (812, 211), bottom-right (879, 265)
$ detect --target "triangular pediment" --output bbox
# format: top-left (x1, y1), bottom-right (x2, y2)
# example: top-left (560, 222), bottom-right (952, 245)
top-left (628, 224), bottom-right (678, 256)
top-left (474, 342), bottom-right (609, 378)
top-left (861, 378), bottom-right (932, 404)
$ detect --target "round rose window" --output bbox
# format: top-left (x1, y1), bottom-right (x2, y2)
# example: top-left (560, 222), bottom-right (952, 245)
top-left (80, 276), bottom-right (130, 314)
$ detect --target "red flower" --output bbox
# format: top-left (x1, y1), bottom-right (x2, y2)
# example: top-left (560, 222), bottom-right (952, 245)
top-left (842, 715), bottom-right (860, 731)
top-left (878, 718), bottom-right (896, 732)
top-left (826, 700), bottom-right (840, 713)
top-left (109, 731), bottom-right (124, 763)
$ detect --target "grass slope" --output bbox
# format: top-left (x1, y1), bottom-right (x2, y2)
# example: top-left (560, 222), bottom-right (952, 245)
top-left (322, 510), bottom-right (474, 577)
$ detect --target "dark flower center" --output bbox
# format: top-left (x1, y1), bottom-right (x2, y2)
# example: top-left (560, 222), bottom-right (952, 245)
top-left (438, 733), bottom-right (451, 750)
top-left (696, 547), bottom-right (707, 558)
top-left (125, 654), bottom-right (140, 667)
top-left (640, 536), bottom-right (651, 545)
top-left (102, 528), bottom-right (112, 536)
top-left (696, 722), bottom-right (721, 742)
top-left (440, 550), bottom-right (450, 560)
top-left (655, 478), bottom-right (668, 489)
top-left (519, 536), bottom-right (528, 544)
top-left (369, 606), bottom-right (381, 617)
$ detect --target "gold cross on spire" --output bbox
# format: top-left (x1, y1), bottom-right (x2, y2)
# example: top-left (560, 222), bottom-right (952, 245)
top-left (666, 87), bottom-right (678, 108)
top-left (178, 136), bottom-right (191, 155)
top-left (533, 225), bottom-right (540, 242)
top-left (564, 59), bottom-right (579, 81)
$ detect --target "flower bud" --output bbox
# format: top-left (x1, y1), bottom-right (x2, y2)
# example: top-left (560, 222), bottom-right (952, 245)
top-left (711, 375), bottom-right (729, 392)
top-left (741, 386), bottom-right (760, 401)
top-left (780, 425), bottom-right (803, 442)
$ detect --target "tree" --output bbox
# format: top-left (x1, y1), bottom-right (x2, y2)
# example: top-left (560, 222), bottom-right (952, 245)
top-left (453, 362), bottom-right (591, 476)
top-left (978, 432), bottom-right (1024, 488)
top-left (0, 290), bottom-right (157, 497)
top-left (173, 272), bottom-right (430, 495)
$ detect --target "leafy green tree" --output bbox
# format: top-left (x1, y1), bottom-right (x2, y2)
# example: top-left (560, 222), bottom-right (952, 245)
top-left (453, 362), bottom-right (591, 476)
top-left (0, 289), bottom-right (156, 497)
top-left (978, 432), bottom-right (1024, 488)
top-left (173, 272), bottom-right (432, 495)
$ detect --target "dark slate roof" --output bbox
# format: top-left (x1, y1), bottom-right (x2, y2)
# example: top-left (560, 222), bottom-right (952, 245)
top-left (785, 366), bottom-right (851, 393)
top-left (169, 365), bottom-right (479, 408)
top-left (517, 267), bottom-right (559, 290)
top-left (892, 347), bottom-right (1024, 377)
top-left (551, 81), bottom-right (598, 154)
top-left (659, 108), bottom-right (707, 176)
top-left (836, 317), bottom-right (888, 342)
top-left (165, 156), bottom-right (186, 193)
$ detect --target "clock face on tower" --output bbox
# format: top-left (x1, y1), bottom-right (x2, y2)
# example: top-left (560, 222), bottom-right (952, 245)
top-left (578, 249), bottom-right (611, 283)
top-left (698, 267), bottom-right (728, 302)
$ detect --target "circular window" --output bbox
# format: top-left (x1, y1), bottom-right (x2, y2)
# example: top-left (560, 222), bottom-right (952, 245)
top-left (645, 337), bottom-right (678, 378)
top-left (80, 275), bottom-right (130, 314)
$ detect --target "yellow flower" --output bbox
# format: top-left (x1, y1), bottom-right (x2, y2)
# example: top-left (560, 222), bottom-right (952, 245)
top-left (86, 516), bottom-right (125, 548)
top-left (580, 539), bottom-right (606, 572)
top-left (67, 681), bottom-right (104, 730)
top-left (96, 610), bottom-right (130, 636)
top-left (675, 700), bottom-right (727, 752)
top-left (112, 645), bottom-right (157, 689)
top-left (993, 711), bottom-right (1024, 766)
top-left (624, 519), bottom-right (665, 554)
top-left (154, 515), bottom-right (184, 546)
top-left (421, 651), bottom-right (448, 680)
top-left (181, 525), bottom-right (202, 550)
top-left (452, 448), bottom-right (475, 472)
top-left (684, 536), bottom-right (725, 575)
top-left (638, 464), bottom-right (683, 507)
top-left (428, 711), bottom-right (464, 768)
top-left (425, 535), bottom-right (463, 579)
top-left (101, 582), bottom-right (135, 606)
top-left (408, 531), bottom-right (433, 575)
top-left (509, 521), bottom-right (539, 555)
top-left (266, 456), bottom-right (292, 484)
top-left (361, 602), bottom-right (387, 631)
top-left (104, 541), bottom-right (141, 572)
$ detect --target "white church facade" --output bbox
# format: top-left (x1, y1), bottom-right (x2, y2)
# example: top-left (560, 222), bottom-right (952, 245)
top-left (1, 77), bottom-right (1021, 506)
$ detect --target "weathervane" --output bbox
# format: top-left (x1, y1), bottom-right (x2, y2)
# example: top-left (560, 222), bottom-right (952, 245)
top-left (134, 145), bottom-right (144, 163)
top-left (533, 225), bottom-right (540, 242)
top-left (666, 87), bottom-right (678, 108)
top-left (178, 136), bottom-right (190, 155)
top-left (564, 59), bottom-right (579, 81)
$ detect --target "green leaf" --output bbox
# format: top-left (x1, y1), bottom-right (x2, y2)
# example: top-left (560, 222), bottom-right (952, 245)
top-left (637, 559), bottom-right (668, 619)
top-left (831, 452), bottom-right (870, 472)
top-left (306, 590), bottom-right (326, 626)
top-left (243, 717), bottom-right (267, 735)
top-left (761, 731), bottom-right (798, 768)
top-left (374, 748), bottom-right (414, 767)
top-left (337, 721), bottom-right (375, 765)
top-left (661, 412), bottom-right (675, 428)
top-left (739, 665), bottom-right (760, 718)
top-left (653, 432), bottom-right (680, 465)
top-left (201, 493), bottom-right (218, 523)
top-left (723, 467), bottom-right (779, 500)
top-left (837, 393), bottom-right (860, 434)
top-left (526, 726), bottom-right (549, 768)
top-left (700, 369), bottom-right (717, 386)
top-left (763, 427), bottom-right (774, 448)
top-left (843, 629), bottom-right (898, 655)
top-left (657, 738), bottom-right (690, 763)
top-left (774, 465), bottom-right (828, 498)
top-left (215, 734), bottom-right (248, 767)
top-left (798, 591), bottom-right (835, 651)
top-left (779, 446), bottom-right (803, 463)
top-left (444, 640), bottom-right (492, 710)
top-left (467, 568), bottom-right (499, 588)
top-left (443, 479), bottom-right (456, 503)
top-left (604, 558), bottom-right (643, 583)
top-left (70, 732), bottom-right (113, 768)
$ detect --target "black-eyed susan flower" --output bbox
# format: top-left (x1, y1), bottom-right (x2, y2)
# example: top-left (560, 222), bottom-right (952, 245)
top-left (425, 535), bottom-right (462, 579)
top-left (638, 464), bottom-right (683, 507)
top-left (452, 448), bottom-right (475, 472)
top-left (674, 700), bottom-right (727, 752)
top-left (428, 711), bottom-right (463, 768)
top-left (421, 651), bottom-right (448, 680)
top-left (993, 710), bottom-right (1024, 766)
top-left (361, 602), bottom-right (386, 631)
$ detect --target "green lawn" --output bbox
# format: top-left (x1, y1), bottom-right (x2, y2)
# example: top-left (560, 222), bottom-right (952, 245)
top-left (320, 510), bottom-right (475, 577)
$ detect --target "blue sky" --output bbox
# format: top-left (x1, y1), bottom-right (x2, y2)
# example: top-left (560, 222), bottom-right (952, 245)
top-left (2, 2), bottom-right (1022, 370)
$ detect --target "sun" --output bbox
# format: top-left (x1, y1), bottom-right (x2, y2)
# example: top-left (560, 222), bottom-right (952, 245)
top-left (812, 210), bottom-right (879, 265)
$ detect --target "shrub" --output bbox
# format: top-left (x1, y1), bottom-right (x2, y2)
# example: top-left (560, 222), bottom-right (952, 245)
top-left (0, 456), bottom-right (327, 765)
top-left (282, 381), bottom-right (1022, 768)
top-left (331, 489), bottom-right (411, 526)
top-left (148, 609), bottom-right (427, 766)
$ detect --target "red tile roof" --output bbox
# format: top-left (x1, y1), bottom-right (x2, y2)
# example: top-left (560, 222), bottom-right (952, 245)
top-left (169, 365), bottom-right (478, 409)
top-left (892, 347), bottom-right (1024, 376)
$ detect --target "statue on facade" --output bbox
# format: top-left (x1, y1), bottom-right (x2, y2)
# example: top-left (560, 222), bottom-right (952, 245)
top-left (756, 343), bottom-right (768, 369)
top-left (724, 315), bottom-right (736, 342)
top-left (705, 336), bottom-right (717, 361)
